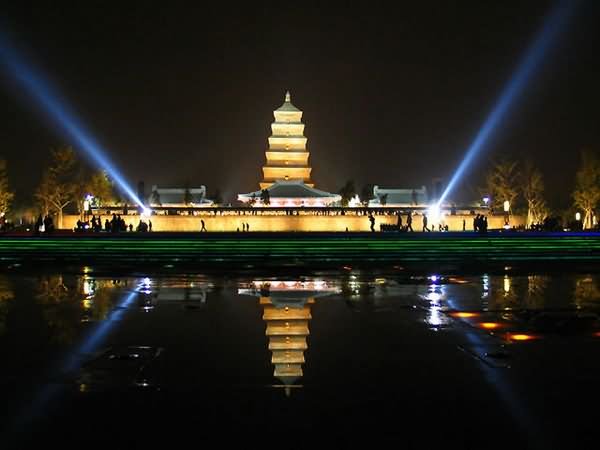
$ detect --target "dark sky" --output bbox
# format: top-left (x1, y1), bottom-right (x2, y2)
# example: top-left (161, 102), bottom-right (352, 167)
top-left (0, 1), bottom-right (599, 208)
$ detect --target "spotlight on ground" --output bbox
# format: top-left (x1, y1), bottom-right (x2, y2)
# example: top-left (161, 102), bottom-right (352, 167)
top-left (437, 0), bottom-right (579, 207)
top-left (0, 36), bottom-right (146, 209)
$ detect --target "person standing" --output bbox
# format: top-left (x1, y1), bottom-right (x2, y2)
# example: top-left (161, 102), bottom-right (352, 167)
top-left (422, 214), bottom-right (429, 232)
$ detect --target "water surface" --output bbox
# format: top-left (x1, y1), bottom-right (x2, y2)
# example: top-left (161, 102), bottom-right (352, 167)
top-left (1, 269), bottom-right (599, 448)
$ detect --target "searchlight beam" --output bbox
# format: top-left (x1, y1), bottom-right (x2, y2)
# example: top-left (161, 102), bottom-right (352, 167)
top-left (438, 0), bottom-right (579, 207)
top-left (0, 36), bottom-right (146, 209)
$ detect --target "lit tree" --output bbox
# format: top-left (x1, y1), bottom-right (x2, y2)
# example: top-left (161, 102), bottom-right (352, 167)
top-left (572, 149), bottom-right (600, 229)
top-left (0, 160), bottom-right (15, 218)
top-left (87, 170), bottom-right (115, 206)
top-left (35, 147), bottom-right (77, 228)
top-left (74, 169), bottom-right (115, 216)
top-left (339, 180), bottom-right (356, 207)
top-left (521, 160), bottom-right (547, 226)
top-left (482, 159), bottom-right (519, 214)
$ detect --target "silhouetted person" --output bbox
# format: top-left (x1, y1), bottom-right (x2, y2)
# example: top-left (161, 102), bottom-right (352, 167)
top-left (200, 219), bottom-right (207, 232)
top-left (246, 222), bottom-right (250, 232)
top-left (149, 220), bottom-right (152, 232)
top-left (242, 223), bottom-right (245, 232)
top-left (128, 223), bottom-right (133, 232)
top-left (397, 212), bottom-right (403, 231)
top-left (35, 214), bottom-right (43, 234)
top-left (422, 214), bottom-right (430, 232)
top-left (462, 218), bottom-right (466, 231)
top-left (473, 214), bottom-right (479, 232)
top-left (406, 211), bottom-right (413, 232)
top-left (43, 215), bottom-right (53, 233)
top-left (368, 213), bottom-right (375, 232)
top-left (111, 214), bottom-right (118, 232)
top-left (105, 219), bottom-right (110, 232)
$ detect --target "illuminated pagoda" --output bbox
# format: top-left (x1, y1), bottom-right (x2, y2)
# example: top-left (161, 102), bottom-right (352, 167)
top-left (262, 91), bottom-right (311, 189)
top-left (238, 91), bottom-right (340, 207)
top-left (238, 280), bottom-right (339, 396)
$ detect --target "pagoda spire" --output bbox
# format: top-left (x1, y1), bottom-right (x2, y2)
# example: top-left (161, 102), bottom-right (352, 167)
top-left (285, 90), bottom-right (291, 102)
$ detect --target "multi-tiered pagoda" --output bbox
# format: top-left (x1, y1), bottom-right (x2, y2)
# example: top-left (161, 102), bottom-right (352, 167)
top-left (261, 91), bottom-right (312, 189)
top-left (238, 92), bottom-right (340, 207)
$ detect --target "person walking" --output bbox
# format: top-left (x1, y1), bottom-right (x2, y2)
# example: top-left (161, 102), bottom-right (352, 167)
top-left (200, 219), bottom-right (207, 232)
top-left (368, 213), bottom-right (375, 232)
top-left (422, 213), bottom-right (429, 232)
top-left (406, 211), bottom-right (413, 232)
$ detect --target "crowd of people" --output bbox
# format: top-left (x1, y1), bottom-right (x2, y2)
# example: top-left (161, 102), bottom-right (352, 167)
top-left (35, 214), bottom-right (55, 234)
top-left (74, 214), bottom-right (153, 233)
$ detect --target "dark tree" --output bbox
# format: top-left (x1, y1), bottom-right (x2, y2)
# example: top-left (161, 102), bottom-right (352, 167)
top-left (339, 180), bottom-right (356, 207)
top-left (260, 189), bottom-right (271, 206)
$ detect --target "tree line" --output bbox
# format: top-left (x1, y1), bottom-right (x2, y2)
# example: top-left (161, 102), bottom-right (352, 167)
top-left (0, 146), bottom-right (598, 229)
top-left (480, 149), bottom-right (599, 228)
top-left (336, 149), bottom-right (599, 229)
top-left (1, 146), bottom-right (116, 228)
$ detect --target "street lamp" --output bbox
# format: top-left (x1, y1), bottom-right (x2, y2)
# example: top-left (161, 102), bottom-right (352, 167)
top-left (503, 200), bottom-right (510, 213)
top-left (575, 212), bottom-right (581, 221)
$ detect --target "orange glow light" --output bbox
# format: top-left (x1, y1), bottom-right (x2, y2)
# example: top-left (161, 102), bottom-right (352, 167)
top-left (450, 312), bottom-right (479, 319)
top-left (508, 333), bottom-right (537, 341)
top-left (479, 322), bottom-right (502, 330)
top-left (593, 331), bottom-right (600, 338)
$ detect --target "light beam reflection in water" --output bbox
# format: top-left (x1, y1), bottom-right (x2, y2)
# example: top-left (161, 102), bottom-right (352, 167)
top-left (0, 270), bottom-right (599, 448)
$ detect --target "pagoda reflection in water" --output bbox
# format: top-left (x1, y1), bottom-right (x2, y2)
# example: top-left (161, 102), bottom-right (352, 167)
top-left (239, 280), bottom-right (340, 396)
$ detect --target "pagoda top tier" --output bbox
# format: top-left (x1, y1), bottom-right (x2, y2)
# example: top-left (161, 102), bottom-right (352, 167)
top-left (275, 91), bottom-right (301, 113)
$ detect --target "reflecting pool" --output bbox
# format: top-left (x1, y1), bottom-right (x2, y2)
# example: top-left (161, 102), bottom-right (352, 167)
top-left (1, 269), bottom-right (599, 449)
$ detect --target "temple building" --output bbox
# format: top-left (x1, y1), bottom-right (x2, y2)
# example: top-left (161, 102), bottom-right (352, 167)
top-left (238, 92), bottom-right (340, 207)
top-left (149, 185), bottom-right (214, 208)
top-left (368, 185), bottom-right (429, 208)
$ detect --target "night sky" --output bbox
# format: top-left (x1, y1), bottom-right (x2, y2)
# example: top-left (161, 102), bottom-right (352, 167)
top-left (0, 1), bottom-right (599, 209)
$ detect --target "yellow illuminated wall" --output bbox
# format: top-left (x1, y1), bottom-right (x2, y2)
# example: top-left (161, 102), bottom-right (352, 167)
top-left (64, 213), bottom-right (525, 232)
